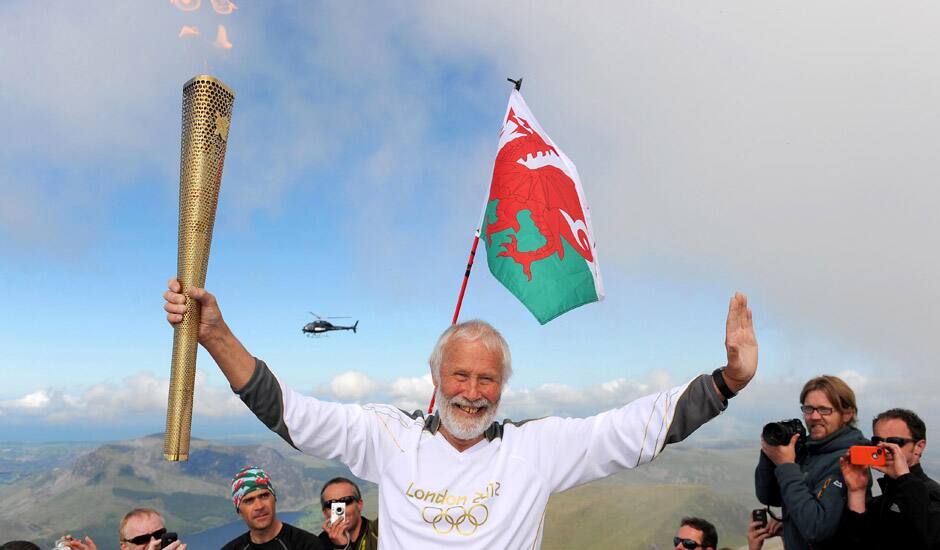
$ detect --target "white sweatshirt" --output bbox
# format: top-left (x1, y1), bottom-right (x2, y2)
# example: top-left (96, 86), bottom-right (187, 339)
top-left (236, 360), bottom-right (727, 549)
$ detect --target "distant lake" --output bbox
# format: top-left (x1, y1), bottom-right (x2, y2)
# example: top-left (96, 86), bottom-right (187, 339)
top-left (182, 512), bottom-right (306, 550)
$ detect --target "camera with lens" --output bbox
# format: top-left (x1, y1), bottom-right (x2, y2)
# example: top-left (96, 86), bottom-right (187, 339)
top-left (762, 418), bottom-right (808, 462)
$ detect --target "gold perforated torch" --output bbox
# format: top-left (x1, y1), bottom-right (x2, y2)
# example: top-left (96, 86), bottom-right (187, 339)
top-left (164, 75), bottom-right (235, 461)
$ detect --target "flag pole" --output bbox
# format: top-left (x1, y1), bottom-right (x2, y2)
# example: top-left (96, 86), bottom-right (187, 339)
top-left (451, 228), bottom-right (482, 325)
top-left (428, 76), bottom-right (523, 414)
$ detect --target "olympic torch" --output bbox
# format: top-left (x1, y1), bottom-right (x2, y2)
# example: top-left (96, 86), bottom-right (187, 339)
top-left (165, 75), bottom-right (235, 461)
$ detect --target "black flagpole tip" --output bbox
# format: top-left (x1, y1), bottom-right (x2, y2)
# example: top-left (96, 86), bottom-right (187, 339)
top-left (507, 77), bottom-right (523, 91)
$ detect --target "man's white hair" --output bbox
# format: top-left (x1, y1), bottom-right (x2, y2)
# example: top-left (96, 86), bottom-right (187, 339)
top-left (428, 320), bottom-right (512, 386)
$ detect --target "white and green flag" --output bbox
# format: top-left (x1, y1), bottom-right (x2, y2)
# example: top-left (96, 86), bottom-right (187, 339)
top-left (481, 90), bottom-right (604, 324)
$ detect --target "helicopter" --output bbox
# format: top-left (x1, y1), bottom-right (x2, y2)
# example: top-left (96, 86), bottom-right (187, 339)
top-left (303, 313), bottom-right (358, 336)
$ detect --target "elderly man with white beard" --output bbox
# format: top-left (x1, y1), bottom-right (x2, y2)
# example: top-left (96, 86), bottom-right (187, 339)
top-left (163, 279), bottom-right (758, 549)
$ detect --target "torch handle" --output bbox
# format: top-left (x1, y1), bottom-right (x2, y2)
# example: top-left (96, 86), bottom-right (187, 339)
top-left (165, 297), bottom-right (201, 461)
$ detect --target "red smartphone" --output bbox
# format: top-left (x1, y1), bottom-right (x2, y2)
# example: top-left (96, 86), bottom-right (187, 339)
top-left (849, 445), bottom-right (886, 466)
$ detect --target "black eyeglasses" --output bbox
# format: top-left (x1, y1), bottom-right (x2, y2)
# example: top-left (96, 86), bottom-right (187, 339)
top-left (800, 405), bottom-right (834, 416)
top-left (322, 495), bottom-right (357, 508)
top-left (872, 436), bottom-right (916, 447)
top-left (673, 537), bottom-right (702, 549)
top-left (123, 528), bottom-right (166, 546)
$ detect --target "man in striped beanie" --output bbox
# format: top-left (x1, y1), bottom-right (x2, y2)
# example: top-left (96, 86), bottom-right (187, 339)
top-left (222, 466), bottom-right (323, 550)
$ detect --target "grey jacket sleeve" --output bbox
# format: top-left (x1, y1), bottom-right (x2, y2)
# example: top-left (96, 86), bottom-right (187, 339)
top-left (662, 374), bottom-right (727, 445)
top-left (234, 358), bottom-right (296, 448)
top-left (775, 459), bottom-right (846, 544)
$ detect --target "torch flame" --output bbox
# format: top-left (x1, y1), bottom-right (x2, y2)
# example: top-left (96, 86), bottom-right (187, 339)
top-left (179, 26), bottom-right (200, 38)
top-left (169, 0), bottom-right (201, 12)
top-left (213, 24), bottom-right (233, 49)
top-left (210, 0), bottom-right (237, 15)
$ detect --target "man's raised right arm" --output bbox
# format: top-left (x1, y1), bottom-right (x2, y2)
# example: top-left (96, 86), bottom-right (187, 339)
top-left (163, 278), bottom-right (255, 390)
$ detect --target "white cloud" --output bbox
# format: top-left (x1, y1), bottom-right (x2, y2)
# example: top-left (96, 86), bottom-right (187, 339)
top-left (500, 370), bottom-right (674, 419)
top-left (0, 370), bottom-right (245, 423)
top-left (4, 390), bottom-right (52, 410)
top-left (328, 371), bottom-right (380, 402)
top-left (836, 369), bottom-right (869, 392)
top-left (388, 374), bottom-right (435, 413)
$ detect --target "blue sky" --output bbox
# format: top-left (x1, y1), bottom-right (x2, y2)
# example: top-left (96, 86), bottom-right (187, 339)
top-left (2, 1), bottom-right (939, 444)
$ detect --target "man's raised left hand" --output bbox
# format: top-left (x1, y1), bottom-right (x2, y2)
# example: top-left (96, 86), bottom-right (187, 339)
top-left (724, 292), bottom-right (757, 393)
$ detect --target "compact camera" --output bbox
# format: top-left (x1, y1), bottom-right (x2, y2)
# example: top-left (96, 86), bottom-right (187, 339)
top-left (762, 418), bottom-right (808, 461)
top-left (330, 501), bottom-right (346, 526)
top-left (849, 445), bottom-right (887, 467)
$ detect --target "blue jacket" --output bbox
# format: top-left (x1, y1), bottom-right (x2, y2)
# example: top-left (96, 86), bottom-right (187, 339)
top-left (755, 425), bottom-right (870, 550)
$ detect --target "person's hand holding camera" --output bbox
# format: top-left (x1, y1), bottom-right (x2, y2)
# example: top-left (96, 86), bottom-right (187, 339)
top-left (839, 451), bottom-right (870, 491)
top-left (761, 433), bottom-right (799, 465)
top-left (873, 441), bottom-right (910, 479)
top-left (322, 516), bottom-right (351, 548)
top-left (839, 450), bottom-right (870, 513)
top-left (61, 535), bottom-right (96, 550)
top-left (747, 516), bottom-right (782, 550)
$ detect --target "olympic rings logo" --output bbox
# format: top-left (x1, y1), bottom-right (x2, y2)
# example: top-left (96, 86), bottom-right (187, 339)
top-left (421, 503), bottom-right (489, 535)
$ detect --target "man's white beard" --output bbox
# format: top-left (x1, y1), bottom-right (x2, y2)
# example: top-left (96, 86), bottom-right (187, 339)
top-left (436, 386), bottom-right (499, 441)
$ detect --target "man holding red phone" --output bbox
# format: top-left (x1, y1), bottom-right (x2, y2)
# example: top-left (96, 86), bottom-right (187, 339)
top-left (839, 408), bottom-right (940, 549)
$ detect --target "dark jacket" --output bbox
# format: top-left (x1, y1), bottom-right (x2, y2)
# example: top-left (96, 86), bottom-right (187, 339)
top-left (841, 463), bottom-right (940, 549)
top-left (755, 424), bottom-right (869, 550)
top-left (318, 517), bottom-right (378, 550)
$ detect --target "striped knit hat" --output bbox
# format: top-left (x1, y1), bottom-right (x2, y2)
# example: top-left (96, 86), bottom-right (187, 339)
top-left (231, 466), bottom-right (276, 511)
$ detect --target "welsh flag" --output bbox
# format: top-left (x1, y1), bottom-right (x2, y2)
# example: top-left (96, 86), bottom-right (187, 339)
top-left (481, 89), bottom-right (604, 324)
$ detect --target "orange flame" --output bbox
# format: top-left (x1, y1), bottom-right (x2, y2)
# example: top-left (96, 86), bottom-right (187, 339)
top-left (213, 24), bottom-right (233, 49)
top-left (178, 26), bottom-right (200, 38)
top-left (210, 0), bottom-right (237, 15)
top-left (169, 0), bottom-right (201, 12)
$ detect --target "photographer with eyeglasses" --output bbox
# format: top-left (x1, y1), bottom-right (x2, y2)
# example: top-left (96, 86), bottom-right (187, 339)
top-left (755, 375), bottom-right (870, 550)
top-left (318, 478), bottom-right (377, 550)
top-left (838, 408), bottom-right (940, 549)
top-left (672, 517), bottom-right (717, 550)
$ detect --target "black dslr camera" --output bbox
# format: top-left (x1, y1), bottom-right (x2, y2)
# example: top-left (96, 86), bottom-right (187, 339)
top-left (762, 418), bottom-right (808, 462)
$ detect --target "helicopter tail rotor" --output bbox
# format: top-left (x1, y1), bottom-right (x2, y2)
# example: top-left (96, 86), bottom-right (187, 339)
top-left (353, 320), bottom-right (358, 333)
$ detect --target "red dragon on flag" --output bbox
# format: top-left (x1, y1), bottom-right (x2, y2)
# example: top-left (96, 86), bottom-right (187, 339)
top-left (480, 89), bottom-right (603, 324)
top-left (485, 107), bottom-right (594, 280)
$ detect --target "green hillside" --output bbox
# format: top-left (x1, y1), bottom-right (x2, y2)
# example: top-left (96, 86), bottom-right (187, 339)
top-left (0, 435), bottom-right (374, 550)
top-left (542, 484), bottom-right (749, 550)
top-left (1, 437), bottom-right (769, 549)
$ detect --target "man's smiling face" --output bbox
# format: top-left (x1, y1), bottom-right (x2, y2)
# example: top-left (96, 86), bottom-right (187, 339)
top-left (802, 389), bottom-right (852, 440)
top-left (437, 338), bottom-right (503, 444)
